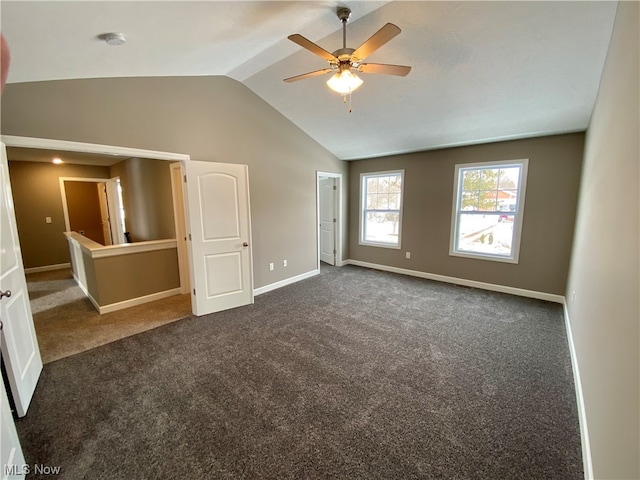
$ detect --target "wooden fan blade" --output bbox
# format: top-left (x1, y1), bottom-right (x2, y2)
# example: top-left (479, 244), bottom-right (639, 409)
top-left (358, 63), bottom-right (412, 77)
top-left (284, 68), bottom-right (333, 83)
top-left (352, 23), bottom-right (401, 62)
top-left (288, 34), bottom-right (337, 62)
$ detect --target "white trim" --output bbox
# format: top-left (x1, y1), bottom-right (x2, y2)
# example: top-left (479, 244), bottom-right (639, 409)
top-left (345, 259), bottom-right (564, 303)
top-left (562, 301), bottom-right (593, 480)
top-left (91, 239), bottom-right (177, 258)
top-left (65, 231), bottom-right (176, 258)
top-left (1, 135), bottom-right (190, 162)
top-left (316, 171), bottom-right (343, 269)
top-left (449, 159), bottom-right (529, 264)
top-left (98, 288), bottom-right (183, 314)
top-left (254, 269), bottom-right (319, 296)
top-left (170, 163), bottom-right (190, 295)
top-left (24, 263), bottom-right (70, 274)
top-left (359, 170), bottom-right (404, 250)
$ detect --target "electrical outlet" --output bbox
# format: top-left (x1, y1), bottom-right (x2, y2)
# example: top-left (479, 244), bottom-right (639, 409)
top-left (45, 216), bottom-right (52, 224)
top-left (571, 291), bottom-right (576, 303)
top-left (283, 260), bottom-right (287, 267)
top-left (406, 251), bottom-right (411, 259)
top-left (269, 263), bottom-right (274, 271)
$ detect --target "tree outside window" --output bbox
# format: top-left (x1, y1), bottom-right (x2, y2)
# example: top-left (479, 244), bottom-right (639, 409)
top-left (451, 160), bottom-right (528, 263)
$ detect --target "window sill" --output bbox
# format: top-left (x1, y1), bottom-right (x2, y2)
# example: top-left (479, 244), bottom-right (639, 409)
top-left (360, 241), bottom-right (401, 250)
top-left (449, 250), bottom-right (519, 264)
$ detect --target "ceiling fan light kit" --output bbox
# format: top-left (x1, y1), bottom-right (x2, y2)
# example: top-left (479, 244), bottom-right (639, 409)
top-left (326, 69), bottom-right (363, 94)
top-left (285, 6), bottom-right (412, 111)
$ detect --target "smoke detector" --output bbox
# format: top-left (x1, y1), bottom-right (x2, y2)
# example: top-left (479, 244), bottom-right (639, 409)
top-left (101, 32), bottom-right (126, 46)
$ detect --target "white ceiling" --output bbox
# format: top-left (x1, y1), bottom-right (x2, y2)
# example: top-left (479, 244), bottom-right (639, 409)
top-left (1, 1), bottom-right (617, 160)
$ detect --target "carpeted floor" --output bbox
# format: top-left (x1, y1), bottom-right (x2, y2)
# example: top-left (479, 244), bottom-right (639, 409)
top-left (16, 265), bottom-right (583, 479)
top-left (26, 269), bottom-right (191, 363)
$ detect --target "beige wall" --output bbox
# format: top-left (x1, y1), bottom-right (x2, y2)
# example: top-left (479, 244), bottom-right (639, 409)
top-left (64, 180), bottom-right (104, 244)
top-left (7, 160), bottom-right (110, 268)
top-left (110, 157), bottom-right (176, 242)
top-left (566, 3), bottom-right (639, 479)
top-left (349, 133), bottom-right (584, 295)
top-left (93, 249), bottom-right (180, 306)
top-left (1, 76), bottom-right (347, 289)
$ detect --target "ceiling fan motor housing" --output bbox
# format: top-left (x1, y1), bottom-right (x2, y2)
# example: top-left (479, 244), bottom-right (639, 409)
top-left (337, 7), bottom-right (351, 23)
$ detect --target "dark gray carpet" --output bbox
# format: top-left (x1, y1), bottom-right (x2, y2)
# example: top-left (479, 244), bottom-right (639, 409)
top-left (16, 265), bottom-right (582, 479)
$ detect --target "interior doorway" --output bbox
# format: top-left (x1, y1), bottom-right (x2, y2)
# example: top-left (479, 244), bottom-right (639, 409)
top-left (2, 135), bottom-right (194, 361)
top-left (316, 171), bottom-right (343, 269)
top-left (59, 177), bottom-right (125, 246)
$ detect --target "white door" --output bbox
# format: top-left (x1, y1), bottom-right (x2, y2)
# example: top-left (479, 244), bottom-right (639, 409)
top-left (1, 377), bottom-right (26, 479)
top-left (97, 182), bottom-right (112, 245)
top-left (319, 177), bottom-right (336, 265)
top-left (0, 142), bottom-right (42, 418)
top-left (185, 161), bottom-right (253, 316)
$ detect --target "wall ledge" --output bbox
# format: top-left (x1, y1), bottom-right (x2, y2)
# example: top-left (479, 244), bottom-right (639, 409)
top-left (64, 231), bottom-right (176, 258)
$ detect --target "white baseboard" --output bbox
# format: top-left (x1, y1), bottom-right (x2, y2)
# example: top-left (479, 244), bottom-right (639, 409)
top-left (563, 302), bottom-right (593, 480)
top-left (345, 259), bottom-right (565, 303)
top-left (98, 288), bottom-right (183, 314)
top-left (71, 271), bottom-right (182, 315)
top-left (25, 263), bottom-right (71, 274)
top-left (254, 269), bottom-right (319, 296)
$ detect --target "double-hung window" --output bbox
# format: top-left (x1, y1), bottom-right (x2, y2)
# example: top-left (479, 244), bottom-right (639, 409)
top-left (450, 159), bottom-right (528, 263)
top-left (360, 170), bottom-right (404, 249)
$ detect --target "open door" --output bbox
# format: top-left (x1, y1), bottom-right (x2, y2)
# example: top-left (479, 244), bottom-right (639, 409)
top-left (0, 142), bottom-right (42, 418)
top-left (105, 177), bottom-right (126, 244)
top-left (97, 182), bottom-right (113, 245)
top-left (1, 377), bottom-right (25, 479)
top-left (319, 177), bottom-right (336, 265)
top-left (184, 161), bottom-right (253, 316)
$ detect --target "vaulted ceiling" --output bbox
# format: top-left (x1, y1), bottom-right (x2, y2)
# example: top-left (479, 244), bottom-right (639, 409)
top-left (1, 1), bottom-right (617, 160)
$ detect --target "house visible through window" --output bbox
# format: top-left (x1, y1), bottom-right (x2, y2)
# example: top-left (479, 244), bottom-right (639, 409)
top-left (360, 170), bottom-right (404, 248)
top-left (450, 159), bottom-right (528, 263)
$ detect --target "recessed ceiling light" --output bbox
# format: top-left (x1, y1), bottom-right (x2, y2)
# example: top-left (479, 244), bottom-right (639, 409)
top-left (102, 32), bottom-right (126, 46)
top-left (52, 158), bottom-right (63, 164)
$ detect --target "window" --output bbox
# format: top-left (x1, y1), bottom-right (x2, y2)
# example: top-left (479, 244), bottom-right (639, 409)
top-left (360, 170), bottom-right (404, 248)
top-left (450, 159), bottom-right (528, 263)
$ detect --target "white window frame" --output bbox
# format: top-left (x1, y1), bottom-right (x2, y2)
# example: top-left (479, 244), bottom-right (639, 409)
top-left (449, 159), bottom-right (528, 264)
top-left (359, 170), bottom-right (404, 249)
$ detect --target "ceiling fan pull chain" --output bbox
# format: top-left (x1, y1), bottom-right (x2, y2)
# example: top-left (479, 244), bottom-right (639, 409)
top-left (349, 90), bottom-right (353, 113)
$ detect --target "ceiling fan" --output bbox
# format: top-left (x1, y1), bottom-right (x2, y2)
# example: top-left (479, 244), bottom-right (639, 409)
top-left (284, 7), bottom-right (411, 97)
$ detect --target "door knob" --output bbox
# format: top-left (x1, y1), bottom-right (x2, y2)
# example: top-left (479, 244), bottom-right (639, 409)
top-left (242, 242), bottom-right (249, 247)
top-left (0, 290), bottom-right (11, 299)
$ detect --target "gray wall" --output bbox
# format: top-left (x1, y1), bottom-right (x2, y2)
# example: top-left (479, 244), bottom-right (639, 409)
top-left (1, 76), bottom-right (348, 289)
top-left (566, 2), bottom-right (639, 479)
top-left (349, 133), bottom-right (584, 295)
top-left (7, 160), bottom-right (110, 268)
top-left (110, 157), bottom-right (176, 242)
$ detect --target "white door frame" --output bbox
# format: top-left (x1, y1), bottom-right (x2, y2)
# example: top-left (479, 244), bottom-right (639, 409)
top-left (169, 162), bottom-right (190, 295)
top-left (316, 171), bottom-right (343, 270)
